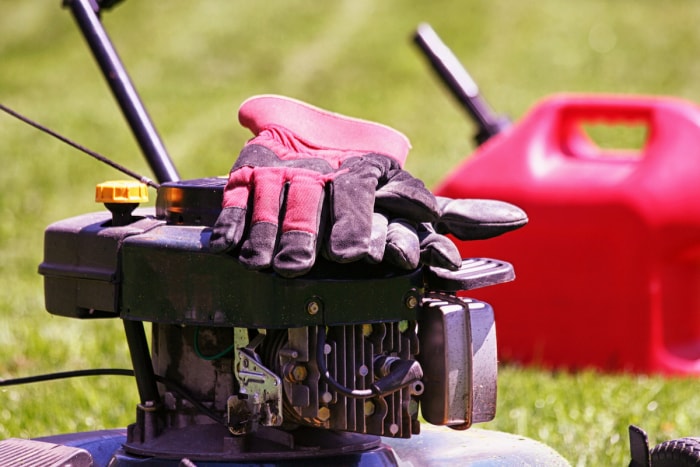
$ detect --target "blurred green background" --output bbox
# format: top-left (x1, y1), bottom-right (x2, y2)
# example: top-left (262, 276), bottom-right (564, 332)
top-left (2, 1), bottom-right (700, 465)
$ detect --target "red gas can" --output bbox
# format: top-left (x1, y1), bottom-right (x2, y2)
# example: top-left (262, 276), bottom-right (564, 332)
top-left (435, 94), bottom-right (700, 374)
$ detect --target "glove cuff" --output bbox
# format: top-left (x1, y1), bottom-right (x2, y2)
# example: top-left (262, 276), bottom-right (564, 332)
top-left (238, 94), bottom-right (411, 167)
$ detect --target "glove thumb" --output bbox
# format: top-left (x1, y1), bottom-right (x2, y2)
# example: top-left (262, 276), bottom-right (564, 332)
top-left (434, 196), bottom-right (528, 240)
top-left (382, 219), bottom-right (460, 271)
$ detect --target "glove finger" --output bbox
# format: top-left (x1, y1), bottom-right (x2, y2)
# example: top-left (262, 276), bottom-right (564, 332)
top-left (209, 206), bottom-right (248, 253)
top-left (273, 172), bottom-right (327, 277)
top-left (418, 223), bottom-right (462, 271)
top-left (209, 166), bottom-right (255, 253)
top-left (238, 169), bottom-right (286, 270)
top-left (383, 219), bottom-right (420, 270)
top-left (239, 222), bottom-right (279, 270)
top-left (374, 167), bottom-right (440, 223)
top-left (435, 196), bottom-right (528, 240)
top-left (326, 164), bottom-right (382, 262)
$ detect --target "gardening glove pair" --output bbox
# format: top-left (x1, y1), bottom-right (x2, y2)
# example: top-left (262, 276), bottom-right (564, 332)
top-left (209, 94), bottom-right (528, 277)
top-left (209, 94), bottom-right (440, 277)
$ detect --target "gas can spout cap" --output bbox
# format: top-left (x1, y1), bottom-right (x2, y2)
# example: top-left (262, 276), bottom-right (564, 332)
top-left (95, 180), bottom-right (148, 226)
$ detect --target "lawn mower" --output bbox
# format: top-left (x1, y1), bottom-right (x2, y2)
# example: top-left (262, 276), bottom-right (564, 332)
top-left (0, 1), bottom-right (691, 466)
top-left (0, 1), bottom-right (571, 465)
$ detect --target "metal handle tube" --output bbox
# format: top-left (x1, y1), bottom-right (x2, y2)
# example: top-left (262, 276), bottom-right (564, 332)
top-left (65, 0), bottom-right (180, 183)
top-left (123, 319), bottom-right (161, 405)
top-left (414, 23), bottom-right (510, 145)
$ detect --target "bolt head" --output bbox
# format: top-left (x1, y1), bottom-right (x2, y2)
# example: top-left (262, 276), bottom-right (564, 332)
top-left (307, 300), bottom-right (320, 315)
top-left (291, 364), bottom-right (308, 382)
top-left (317, 406), bottom-right (331, 422)
top-left (364, 400), bottom-right (375, 416)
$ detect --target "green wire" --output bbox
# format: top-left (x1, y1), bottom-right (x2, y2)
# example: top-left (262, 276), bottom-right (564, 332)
top-left (193, 327), bottom-right (235, 360)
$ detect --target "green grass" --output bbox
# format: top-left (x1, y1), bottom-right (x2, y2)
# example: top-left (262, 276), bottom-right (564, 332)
top-left (2, 1), bottom-right (700, 465)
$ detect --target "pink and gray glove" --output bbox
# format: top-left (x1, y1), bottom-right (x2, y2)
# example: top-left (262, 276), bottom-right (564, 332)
top-left (209, 95), bottom-right (439, 277)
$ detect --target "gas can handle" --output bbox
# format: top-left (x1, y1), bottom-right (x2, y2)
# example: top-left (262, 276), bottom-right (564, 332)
top-left (555, 96), bottom-right (655, 160)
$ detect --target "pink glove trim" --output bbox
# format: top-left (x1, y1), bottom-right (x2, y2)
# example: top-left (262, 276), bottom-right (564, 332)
top-left (238, 94), bottom-right (411, 167)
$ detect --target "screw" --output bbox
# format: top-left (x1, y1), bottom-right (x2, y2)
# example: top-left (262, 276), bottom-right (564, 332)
top-left (317, 406), bottom-right (331, 422)
top-left (358, 364), bottom-right (369, 377)
top-left (287, 364), bottom-right (308, 382)
top-left (307, 299), bottom-right (320, 315)
top-left (405, 294), bottom-right (419, 309)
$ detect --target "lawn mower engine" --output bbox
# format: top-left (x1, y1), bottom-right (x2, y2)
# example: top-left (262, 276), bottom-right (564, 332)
top-left (32, 176), bottom-right (517, 466)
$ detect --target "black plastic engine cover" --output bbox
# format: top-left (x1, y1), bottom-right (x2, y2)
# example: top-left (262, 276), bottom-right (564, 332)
top-left (39, 207), bottom-right (423, 327)
top-left (38, 210), bottom-right (161, 318)
top-left (120, 222), bottom-right (424, 327)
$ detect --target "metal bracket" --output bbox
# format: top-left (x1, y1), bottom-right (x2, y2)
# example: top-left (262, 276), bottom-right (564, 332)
top-left (229, 329), bottom-right (283, 435)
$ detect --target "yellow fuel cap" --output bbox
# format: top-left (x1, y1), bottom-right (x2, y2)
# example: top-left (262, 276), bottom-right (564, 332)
top-left (95, 180), bottom-right (149, 204)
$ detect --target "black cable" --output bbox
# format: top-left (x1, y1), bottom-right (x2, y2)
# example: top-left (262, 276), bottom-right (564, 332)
top-left (153, 375), bottom-right (225, 426)
top-left (0, 368), bottom-right (225, 426)
top-left (0, 103), bottom-right (159, 188)
top-left (0, 368), bottom-right (135, 387)
top-left (316, 325), bottom-right (426, 400)
top-left (316, 326), bottom-right (374, 399)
